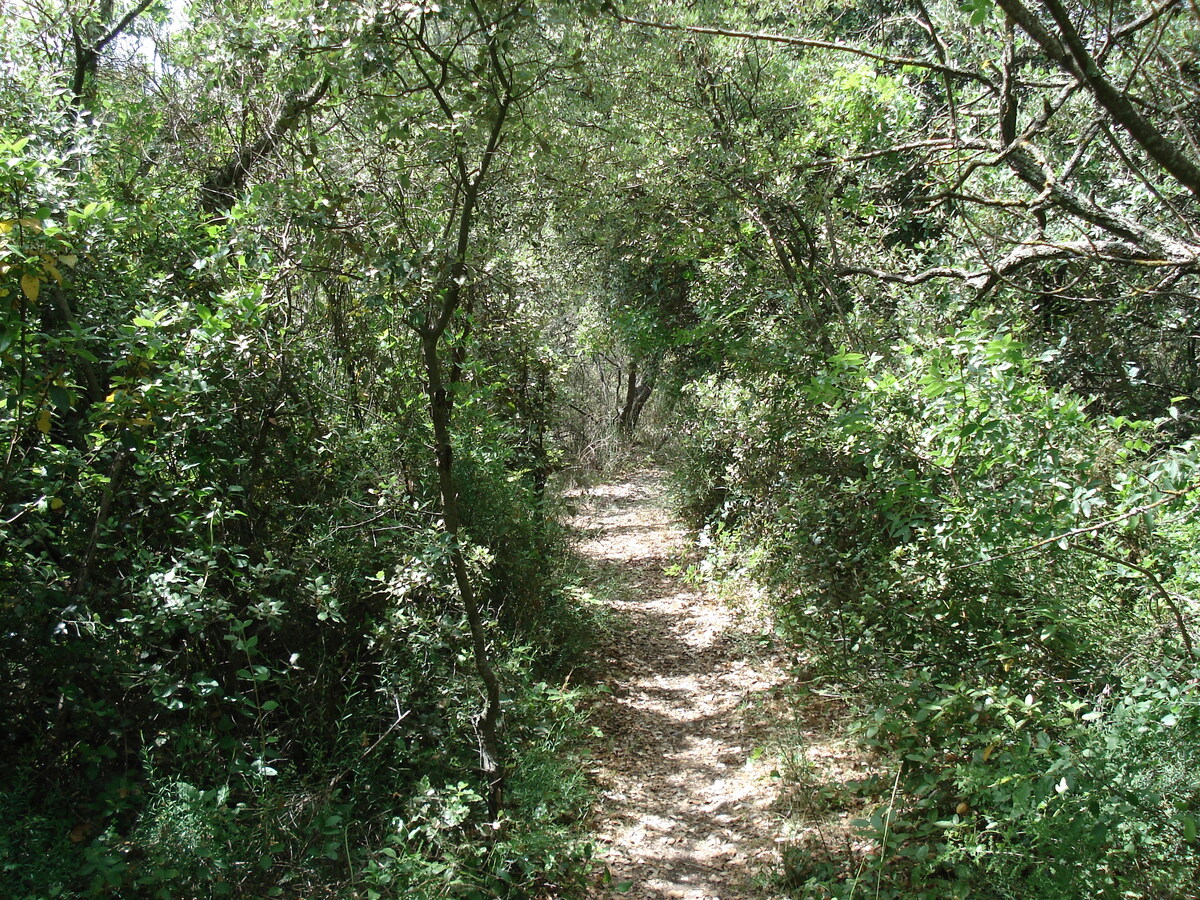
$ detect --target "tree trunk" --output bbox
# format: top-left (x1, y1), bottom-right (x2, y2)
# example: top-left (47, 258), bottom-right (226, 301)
top-left (619, 361), bottom-right (640, 434)
top-left (420, 330), bottom-right (505, 819)
top-left (405, 1), bottom-right (515, 818)
top-left (618, 360), bottom-right (656, 436)
top-left (628, 378), bottom-right (654, 434)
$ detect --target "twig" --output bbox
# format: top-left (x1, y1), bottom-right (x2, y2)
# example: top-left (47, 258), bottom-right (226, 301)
top-left (1072, 544), bottom-right (1195, 660)
top-left (94, 0), bottom-right (157, 53)
top-left (875, 764), bottom-right (904, 900)
top-left (328, 697), bottom-right (411, 791)
top-left (952, 478), bottom-right (1200, 570)
top-left (72, 445), bottom-right (129, 598)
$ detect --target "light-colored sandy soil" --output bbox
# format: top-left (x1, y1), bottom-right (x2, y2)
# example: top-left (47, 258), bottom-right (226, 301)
top-left (568, 471), bottom-right (790, 900)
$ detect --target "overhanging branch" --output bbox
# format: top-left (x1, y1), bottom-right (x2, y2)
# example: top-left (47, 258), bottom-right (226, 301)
top-left (840, 236), bottom-right (1200, 292)
top-left (199, 75), bottom-right (332, 217)
top-left (996, 0), bottom-right (1200, 199)
top-left (614, 13), bottom-right (996, 90)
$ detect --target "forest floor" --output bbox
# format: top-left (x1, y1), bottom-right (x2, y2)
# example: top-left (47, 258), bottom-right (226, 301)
top-left (566, 470), bottom-right (870, 899)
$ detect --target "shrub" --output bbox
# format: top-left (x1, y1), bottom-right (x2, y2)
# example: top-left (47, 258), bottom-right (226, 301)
top-left (677, 310), bottom-right (1200, 897)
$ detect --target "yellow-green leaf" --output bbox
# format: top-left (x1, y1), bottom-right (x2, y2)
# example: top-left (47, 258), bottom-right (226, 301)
top-left (1, 218), bottom-right (41, 234)
top-left (36, 408), bottom-right (51, 434)
top-left (20, 272), bottom-right (39, 302)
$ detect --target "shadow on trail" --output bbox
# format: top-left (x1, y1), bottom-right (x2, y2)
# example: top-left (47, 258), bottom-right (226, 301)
top-left (572, 471), bottom-right (784, 900)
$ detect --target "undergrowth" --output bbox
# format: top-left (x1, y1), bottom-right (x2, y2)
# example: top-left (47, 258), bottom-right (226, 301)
top-left (675, 311), bottom-right (1200, 899)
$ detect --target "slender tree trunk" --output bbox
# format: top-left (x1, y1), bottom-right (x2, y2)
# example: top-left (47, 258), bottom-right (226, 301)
top-left (618, 360), bottom-right (656, 436)
top-left (618, 360), bottom-right (640, 434)
top-left (628, 378), bottom-right (654, 434)
top-left (532, 365), bottom-right (550, 498)
top-left (406, 0), bottom-right (515, 818)
top-left (420, 330), bottom-right (505, 819)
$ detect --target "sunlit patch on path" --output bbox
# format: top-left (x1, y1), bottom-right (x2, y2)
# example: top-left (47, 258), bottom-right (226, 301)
top-left (569, 471), bottom-right (788, 899)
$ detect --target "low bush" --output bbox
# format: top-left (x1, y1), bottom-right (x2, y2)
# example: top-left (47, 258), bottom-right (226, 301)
top-left (677, 310), bottom-right (1200, 898)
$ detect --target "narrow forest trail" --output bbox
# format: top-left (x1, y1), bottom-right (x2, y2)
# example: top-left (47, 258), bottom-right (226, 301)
top-left (568, 471), bottom-right (790, 900)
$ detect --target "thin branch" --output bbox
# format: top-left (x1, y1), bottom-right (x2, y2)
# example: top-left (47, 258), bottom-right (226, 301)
top-left (1107, 0), bottom-right (1182, 57)
top-left (1005, 139), bottom-right (1196, 258)
top-left (912, 0), bottom-right (959, 141)
top-left (1097, 121), bottom-right (1200, 240)
top-left (94, 0), bottom-right (156, 53)
top-left (953, 480), bottom-right (1200, 570)
top-left (199, 75), bottom-right (332, 216)
top-left (1074, 544), bottom-right (1195, 660)
top-left (838, 264), bottom-right (976, 285)
top-left (805, 138), bottom-right (960, 166)
top-left (840, 235), bottom-right (1200, 292)
top-left (614, 13), bottom-right (996, 89)
top-left (328, 699), bottom-right (412, 790)
top-left (71, 445), bottom-right (130, 599)
top-left (997, 0), bottom-right (1200, 198)
top-left (1060, 121), bottom-right (1100, 182)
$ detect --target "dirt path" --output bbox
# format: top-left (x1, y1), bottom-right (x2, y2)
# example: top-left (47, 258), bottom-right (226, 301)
top-left (569, 471), bottom-right (788, 900)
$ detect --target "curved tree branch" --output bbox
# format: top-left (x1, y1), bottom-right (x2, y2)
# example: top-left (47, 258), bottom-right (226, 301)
top-left (1073, 544), bottom-right (1195, 661)
top-left (614, 13), bottom-right (997, 90)
top-left (996, 0), bottom-right (1200, 198)
top-left (199, 75), bottom-right (332, 218)
top-left (841, 236), bottom-right (1200, 293)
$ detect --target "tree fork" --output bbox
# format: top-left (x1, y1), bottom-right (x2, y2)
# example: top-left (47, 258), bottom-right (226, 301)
top-left (996, 0), bottom-right (1200, 200)
top-left (407, 0), bottom-right (516, 820)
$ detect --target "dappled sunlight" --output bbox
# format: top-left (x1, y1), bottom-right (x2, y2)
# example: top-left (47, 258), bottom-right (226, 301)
top-left (573, 471), bottom-right (789, 899)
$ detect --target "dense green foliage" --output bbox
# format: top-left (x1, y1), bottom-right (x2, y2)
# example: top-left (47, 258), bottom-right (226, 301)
top-left (1, 1), bottom-right (598, 896)
top-left (679, 315), bottom-right (1200, 896)
top-left (5, 0), bottom-right (1200, 896)
top-left (645, 1), bottom-right (1200, 896)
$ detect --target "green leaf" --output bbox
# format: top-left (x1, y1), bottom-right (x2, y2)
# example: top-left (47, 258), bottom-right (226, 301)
top-left (1181, 813), bottom-right (1197, 842)
top-left (959, 0), bottom-right (994, 25)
